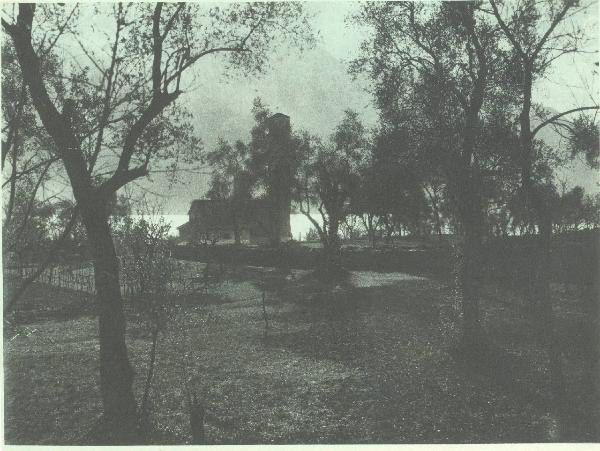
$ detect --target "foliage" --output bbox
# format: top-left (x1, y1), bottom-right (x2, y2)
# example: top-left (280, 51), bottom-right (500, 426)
top-left (247, 98), bottom-right (311, 200)
top-left (339, 215), bottom-right (362, 241)
top-left (114, 215), bottom-right (177, 298)
top-left (112, 212), bottom-right (188, 428)
top-left (3, 3), bottom-right (316, 436)
top-left (201, 97), bottom-right (314, 244)
top-left (348, 1), bottom-right (520, 232)
top-left (295, 111), bottom-right (368, 251)
top-left (2, 40), bottom-right (68, 266)
top-left (568, 114), bottom-right (599, 170)
top-left (551, 186), bottom-right (600, 233)
top-left (304, 227), bottom-right (320, 242)
top-left (203, 139), bottom-right (252, 201)
top-left (2, 182), bottom-right (54, 264)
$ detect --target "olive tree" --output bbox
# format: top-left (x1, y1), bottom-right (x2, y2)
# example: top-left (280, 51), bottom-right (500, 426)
top-left (350, 2), bottom-right (512, 346)
top-left (296, 111), bottom-right (367, 275)
top-left (489, 0), bottom-right (598, 437)
top-left (2, 2), bottom-right (314, 442)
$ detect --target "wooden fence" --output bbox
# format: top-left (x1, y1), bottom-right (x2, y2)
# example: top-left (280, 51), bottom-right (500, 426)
top-left (5, 264), bottom-right (96, 293)
top-left (4, 260), bottom-right (227, 297)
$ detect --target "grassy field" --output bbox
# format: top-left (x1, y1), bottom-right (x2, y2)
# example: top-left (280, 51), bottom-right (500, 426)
top-left (3, 263), bottom-right (598, 444)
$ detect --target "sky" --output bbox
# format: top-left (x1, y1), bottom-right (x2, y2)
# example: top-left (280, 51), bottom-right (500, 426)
top-left (3, 1), bottom-right (599, 235)
top-left (147, 0), bottom-right (598, 234)
top-left (169, 0), bottom-right (599, 212)
top-left (305, 2), bottom-right (364, 60)
top-left (310, 1), bottom-right (599, 112)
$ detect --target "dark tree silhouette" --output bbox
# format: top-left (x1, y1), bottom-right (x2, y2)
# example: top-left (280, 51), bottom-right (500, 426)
top-left (350, 2), bottom-right (510, 346)
top-left (2, 3), bottom-right (314, 442)
top-left (489, 0), bottom-right (599, 437)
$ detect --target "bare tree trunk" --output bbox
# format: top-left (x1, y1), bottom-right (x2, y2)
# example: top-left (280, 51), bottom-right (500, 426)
top-left (427, 190), bottom-right (444, 240)
top-left (81, 203), bottom-right (138, 443)
top-left (231, 200), bottom-right (242, 245)
top-left (583, 273), bottom-right (600, 440)
top-left (188, 392), bottom-right (205, 445)
top-left (454, 168), bottom-right (485, 348)
top-left (2, 86), bottom-right (26, 170)
top-left (4, 136), bottom-right (19, 229)
top-left (536, 215), bottom-right (570, 438)
top-left (433, 209), bottom-right (443, 239)
top-left (521, 64), bottom-right (569, 439)
top-left (140, 325), bottom-right (159, 428)
top-left (369, 214), bottom-right (378, 248)
top-left (451, 10), bottom-right (487, 348)
top-left (233, 215), bottom-right (241, 245)
top-left (458, 205), bottom-right (484, 346)
top-left (361, 213), bottom-right (378, 248)
top-left (323, 219), bottom-right (342, 274)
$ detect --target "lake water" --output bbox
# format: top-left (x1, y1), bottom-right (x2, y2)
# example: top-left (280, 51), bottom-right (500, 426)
top-left (133, 213), bottom-right (321, 240)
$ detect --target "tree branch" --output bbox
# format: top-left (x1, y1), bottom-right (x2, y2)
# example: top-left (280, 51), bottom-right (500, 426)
top-left (532, 0), bottom-right (576, 59)
top-left (2, 156), bottom-right (59, 188)
top-left (3, 4), bottom-right (93, 201)
top-left (39, 3), bottom-right (78, 61)
top-left (12, 159), bottom-right (54, 246)
top-left (164, 46), bottom-right (250, 87)
top-left (532, 106), bottom-right (599, 138)
top-left (88, 3), bottom-right (124, 174)
top-left (488, 0), bottom-right (526, 59)
top-left (4, 206), bottom-right (79, 316)
top-left (152, 3), bottom-right (163, 96)
top-left (4, 134), bottom-right (19, 230)
top-left (298, 200), bottom-right (325, 243)
top-left (107, 4), bottom-right (179, 193)
top-left (1, 85), bottom-right (27, 170)
top-left (161, 2), bottom-right (185, 41)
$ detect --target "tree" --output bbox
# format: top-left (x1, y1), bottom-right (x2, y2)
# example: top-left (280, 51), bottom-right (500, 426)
top-left (2, 3), bottom-right (314, 442)
top-left (582, 192), bottom-right (600, 229)
top-left (246, 99), bottom-right (298, 245)
top-left (352, 153), bottom-right (429, 246)
top-left (295, 110), bottom-right (367, 275)
top-left (352, 165), bottom-right (385, 247)
top-left (351, 2), bottom-right (512, 345)
top-left (113, 212), bottom-right (181, 429)
top-left (2, 38), bottom-right (83, 314)
top-left (567, 113), bottom-right (599, 170)
top-left (489, 0), bottom-right (599, 437)
top-left (554, 185), bottom-right (586, 233)
top-left (423, 175), bottom-right (447, 239)
top-left (340, 214), bottom-right (361, 241)
top-left (203, 139), bottom-right (253, 244)
top-left (204, 98), bottom-right (309, 245)
top-left (304, 227), bottom-right (320, 242)
top-left (367, 126), bottom-right (432, 241)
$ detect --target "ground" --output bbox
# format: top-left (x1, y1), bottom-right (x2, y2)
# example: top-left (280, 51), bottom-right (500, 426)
top-left (3, 262), bottom-right (597, 444)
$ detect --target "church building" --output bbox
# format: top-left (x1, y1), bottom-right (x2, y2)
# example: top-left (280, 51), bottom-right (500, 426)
top-left (178, 113), bottom-right (293, 245)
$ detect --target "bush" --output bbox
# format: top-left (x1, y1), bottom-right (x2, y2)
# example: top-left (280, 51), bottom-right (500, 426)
top-left (114, 216), bottom-right (179, 296)
top-left (113, 214), bottom-right (184, 427)
top-left (304, 228), bottom-right (320, 242)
